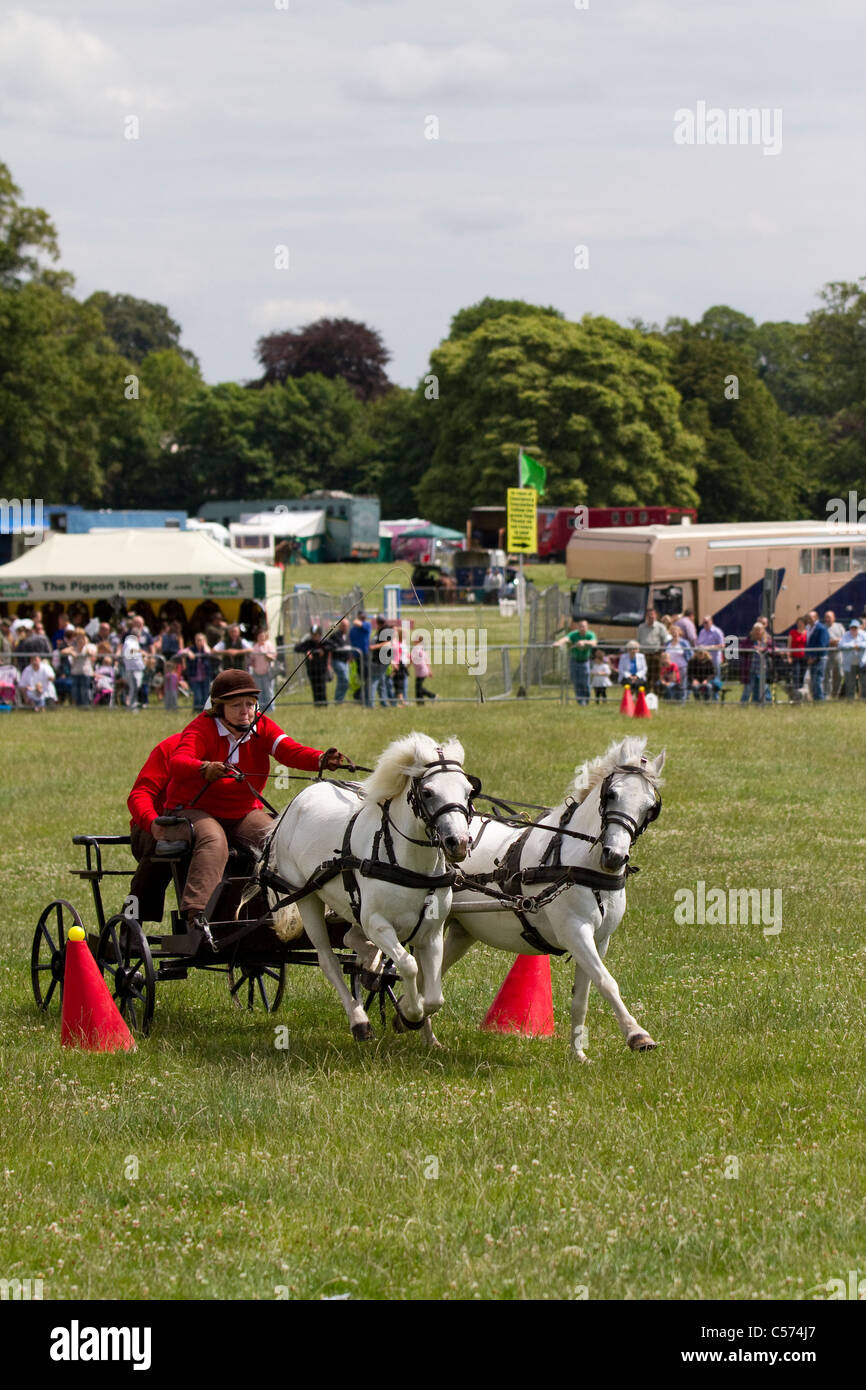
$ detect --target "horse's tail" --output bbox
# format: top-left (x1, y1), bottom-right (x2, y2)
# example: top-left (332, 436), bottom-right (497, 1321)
top-left (236, 834), bottom-right (305, 943)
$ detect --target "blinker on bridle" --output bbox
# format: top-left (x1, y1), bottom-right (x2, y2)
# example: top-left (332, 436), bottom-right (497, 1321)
top-left (597, 763), bottom-right (662, 849)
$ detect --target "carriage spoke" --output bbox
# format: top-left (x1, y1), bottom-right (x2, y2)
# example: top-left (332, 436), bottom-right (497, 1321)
top-left (43, 977), bottom-right (58, 1009)
top-left (256, 974), bottom-right (270, 1010)
top-left (41, 925), bottom-right (57, 957)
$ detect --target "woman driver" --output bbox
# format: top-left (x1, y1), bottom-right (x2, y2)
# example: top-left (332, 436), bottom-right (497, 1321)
top-left (163, 668), bottom-right (347, 936)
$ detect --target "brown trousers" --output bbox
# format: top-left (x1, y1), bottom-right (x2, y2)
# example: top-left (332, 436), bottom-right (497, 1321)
top-left (179, 808), bottom-right (273, 915)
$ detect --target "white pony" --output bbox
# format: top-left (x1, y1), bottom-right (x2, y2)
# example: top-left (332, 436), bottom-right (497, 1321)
top-left (257, 733), bottom-right (475, 1040)
top-left (424, 735), bottom-right (664, 1060)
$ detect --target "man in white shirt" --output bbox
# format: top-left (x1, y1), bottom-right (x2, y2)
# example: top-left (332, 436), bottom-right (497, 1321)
top-left (121, 616), bottom-right (147, 710)
top-left (839, 619), bottom-right (866, 699)
top-left (19, 655), bottom-right (57, 711)
top-left (825, 610), bottom-right (845, 698)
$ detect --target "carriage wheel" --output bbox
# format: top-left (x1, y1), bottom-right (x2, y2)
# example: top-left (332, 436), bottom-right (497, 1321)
top-left (31, 899), bottom-right (84, 1012)
top-left (228, 961), bottom-right (287, 1013)
top-left (97, 914), bottom-right (156, 1036)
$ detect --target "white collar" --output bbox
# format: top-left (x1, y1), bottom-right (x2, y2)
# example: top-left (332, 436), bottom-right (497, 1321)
top-left (215, 717), bottom-right (254, 764)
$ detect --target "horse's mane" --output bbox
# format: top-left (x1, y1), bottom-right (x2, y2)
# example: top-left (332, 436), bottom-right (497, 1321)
top-left (570, 735), bottom-right (662, 806)
top-left (361, 732), bottom-right (465, 805)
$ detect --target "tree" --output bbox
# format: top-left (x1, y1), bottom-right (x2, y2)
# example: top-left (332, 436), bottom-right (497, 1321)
top-left (254, 317), bottom-right (391, 401)
top-left (415, 310), bottom-right (701, 527)
top-left (87, 292), bottom-right (199, 367)
top-left (666, 333), bottom-right (810, 521)
top-left (448, 296), bottom-right (564, 341)
top-left (345, 387), bottom-right (438, 516)
top-left (0, 161), bottom-right (70, 290)
top-left (0, 282), bottom-right (118, 503)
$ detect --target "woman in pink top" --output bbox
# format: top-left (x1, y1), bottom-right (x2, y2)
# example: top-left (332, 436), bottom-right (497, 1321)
top-left (249, 626), bottom-right (277, 708)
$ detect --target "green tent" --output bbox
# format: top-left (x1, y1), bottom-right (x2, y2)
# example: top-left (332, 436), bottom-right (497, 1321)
top-left (399, 524), bottom-right (464, 540)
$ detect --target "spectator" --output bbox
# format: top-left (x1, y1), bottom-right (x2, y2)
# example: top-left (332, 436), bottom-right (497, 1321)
top-left (636, 607), bottom-right (669, 690)
top-left (51, 615), bottom-right (74, 651)
top-left (788, 617), bottom-right (807, 692)
top-left (163, 657), bottom-right (181, 710)
top-left (390, 627), bottom-right (408, 707)
top-left (93, 647), bottom-right (116, 706)
top-left (350, 612), bottom-right (372, 707)
top-left (839, 619), bottom-right (866, 699)
top-left (158, 619), bottom-right (183, 662)
top-left (327, 618), bottom-right (354, 706)
top-left (15, 619), bottom-right (52, 670)
top-left (590, 648), bottom-right (612, 703)
top-left (666, 626), bottom-right (693, 693)
top-left (19, 654), bottom-right (57, 711)
top-left (688, 647), bottom-right (723, 701)
top-left (0, 661), bottom-right (18, 705)
top-left (740, 623), bottom-right (773, 704)
top-left (96, 621), bottom-right (120, 654)
top-left (248, 626), bottom-right (277, 709)
top-left (213, 623), bottom-right (251, 671)
top-left (618, 639), bottom-right (648, 690)
top-left (181, 633), bottom-right (215, 714)
top-left (824, 610), bottom-right (845, 698)
top-left (676, 608), bottom-right (698, 645)
top-left (369, 616), bottom-right (396, 708)
top-left (410, 632), bottom-right (436, 703)
top-left (806, 610), bottom-right (829, 702)
top-left (658, 652), bottom-right (683, 700)
top-left (554, 618), bottom-right (596, 706)
top-left (121, 615), bottom-right (147, 710)
top-left (294, 624), bottom-right (331, 707)
top-left (60, 627), bottom-right (98, 707)
top-left (695, 614), bottom-right (725, 677)
top-left (0, 619), bottom-right (13, 658)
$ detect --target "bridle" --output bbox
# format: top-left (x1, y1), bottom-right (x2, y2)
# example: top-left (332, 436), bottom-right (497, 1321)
top-left (403, 749), bottom-right (481, 850)
top-left (596, 762), bottom-right (662, 851)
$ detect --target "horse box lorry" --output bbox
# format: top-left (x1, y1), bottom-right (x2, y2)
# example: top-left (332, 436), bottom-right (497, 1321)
top-left (566, 520), bottom-right (866, 639)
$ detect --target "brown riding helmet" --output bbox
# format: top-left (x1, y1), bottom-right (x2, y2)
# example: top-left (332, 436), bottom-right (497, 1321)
top-left (210, 669), bottom-right (260, 703)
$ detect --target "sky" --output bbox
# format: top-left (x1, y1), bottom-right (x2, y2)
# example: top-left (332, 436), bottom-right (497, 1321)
top-left (2, 0), bottom-right (863, 388)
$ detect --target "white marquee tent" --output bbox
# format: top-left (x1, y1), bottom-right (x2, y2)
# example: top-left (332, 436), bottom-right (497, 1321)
top-left (0, 529), bottom-right (283, 632)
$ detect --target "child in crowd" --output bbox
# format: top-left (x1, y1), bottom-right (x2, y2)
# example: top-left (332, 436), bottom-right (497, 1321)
top-left (163, 658), bottom-right (180, 710)
top-left (590, 648), bottom-right (612, 703)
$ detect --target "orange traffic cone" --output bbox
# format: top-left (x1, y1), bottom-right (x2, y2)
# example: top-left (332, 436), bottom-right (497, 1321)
top-left (61, 926), bottom-right (135, 1052)
top-left (633, 685), bottom-right (651, 718)
top-left (481, 956), bottom-right (555, 1036)
top-left (619, 684), bottom-right (635, 716)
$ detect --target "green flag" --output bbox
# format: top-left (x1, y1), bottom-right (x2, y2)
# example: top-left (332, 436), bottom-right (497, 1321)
top-left (518, 449), bottom-right (547, 497)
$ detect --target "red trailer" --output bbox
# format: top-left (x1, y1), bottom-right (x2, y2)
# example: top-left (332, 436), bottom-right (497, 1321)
top-left (539, 505), bottom-right (697, 560)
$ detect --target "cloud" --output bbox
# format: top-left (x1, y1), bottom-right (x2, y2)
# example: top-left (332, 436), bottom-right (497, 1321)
top-left (0, 9), bottom-right (176, 129)
top-left (350, 41), bottom-right (510, 101)
top-left (248, 298), bottom-right (360, 334)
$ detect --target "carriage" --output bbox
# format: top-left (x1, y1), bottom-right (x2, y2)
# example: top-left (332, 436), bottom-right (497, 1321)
top-left (30, 818), bottom-right (401, 1037)
top-left (30, 733), bottom-right (665, 1059)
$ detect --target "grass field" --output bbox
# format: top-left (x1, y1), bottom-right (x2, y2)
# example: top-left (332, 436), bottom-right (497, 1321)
top-left (2, 699), bottom-right (864, 1301)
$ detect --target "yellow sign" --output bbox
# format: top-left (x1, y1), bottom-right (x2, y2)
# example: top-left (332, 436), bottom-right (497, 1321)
top-left (507, 488), bottom-right (538, 553)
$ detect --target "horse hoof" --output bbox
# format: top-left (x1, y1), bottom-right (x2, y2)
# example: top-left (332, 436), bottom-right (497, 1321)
top-left (627, 1031), bottom-right (658, 1052)
top-left (571, 1050), bottom-right (591, 1064)
top-left (393, 1002), bottom-right (425, 1032)
top-left (351, 1021), bottom-right (373, 1041)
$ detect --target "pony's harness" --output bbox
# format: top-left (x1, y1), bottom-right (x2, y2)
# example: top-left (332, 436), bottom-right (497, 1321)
top-left (454, 763), bottom-right (661, 956)
top-left (254, 753), bottom-right (475, 944)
